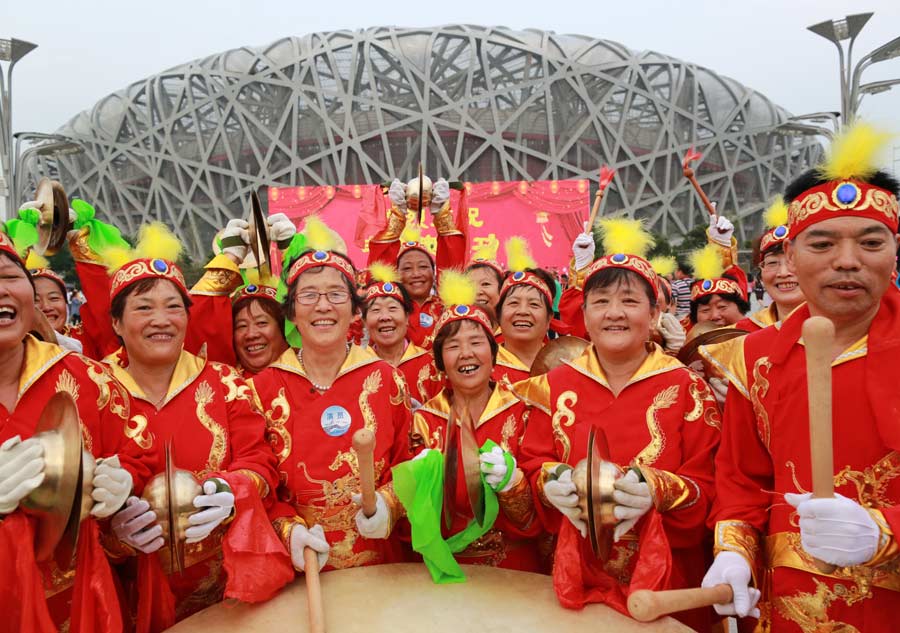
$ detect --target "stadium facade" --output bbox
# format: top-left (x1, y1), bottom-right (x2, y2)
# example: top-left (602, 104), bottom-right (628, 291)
top-left (24, 25), bottom-right (823, 260)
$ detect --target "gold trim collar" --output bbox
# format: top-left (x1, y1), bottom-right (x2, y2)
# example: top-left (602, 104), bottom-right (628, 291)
top-left (495, 345), bottom-right (530, 372)
top-left (269, 344), bottom-right (382, 381)
top-left (18, 335), bottom-right (70, 401)
top-left (105, 347), bottom-right (206, 408)
top-left (419, 383), bottom-right (522, 429)
top-left (565, 343), bottom-right (683, 390)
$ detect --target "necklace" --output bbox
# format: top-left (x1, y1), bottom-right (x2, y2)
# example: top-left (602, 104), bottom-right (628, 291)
top-left (298, 343), bottom-right (350, 391)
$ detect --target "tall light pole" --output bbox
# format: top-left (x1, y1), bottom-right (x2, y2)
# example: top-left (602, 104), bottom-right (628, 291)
top-left (0, 38), bottom-right (38, 220)
top-left (807, 13), bottom-right (900, 125)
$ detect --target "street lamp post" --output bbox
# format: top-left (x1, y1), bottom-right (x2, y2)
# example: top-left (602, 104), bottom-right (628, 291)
top-left (807, 13), bottom-right (900, 125)
top-left (0, 37), bottom-right (38, 219)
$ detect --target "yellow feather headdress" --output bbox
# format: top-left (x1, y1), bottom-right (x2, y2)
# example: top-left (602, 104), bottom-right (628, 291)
top-left (820, 122), bottom-right (892, 182)
top-left (763, 196), bottom-right (789, 229)
top-left (369, 261), bottom-right (398, 284)
top-left (504, 236), bottom-right (536, 273)
top-left (303, 215), bottom-right (345, 254)
top-left (689, 243), bottom-right (725, 281)
top-left (598, 217), bottom-right (654, 258)
top-left (649, 256), bottom-right (676, 277)
top-left (99, 222), bottom-right (183, 274)
top-left (437, 269), bottom-right (476, 306)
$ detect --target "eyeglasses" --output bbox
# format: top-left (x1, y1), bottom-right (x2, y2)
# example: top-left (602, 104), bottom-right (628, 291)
top-left (295, 290), bottom-right (352, 305)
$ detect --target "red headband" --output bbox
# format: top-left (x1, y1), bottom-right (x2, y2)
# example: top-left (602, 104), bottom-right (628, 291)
top-left (499, 270), bottom-right (552, 305)
top-left (585, 253), bottom-right (659, 297)
top-left (433, 303), bottom-right (494, 339)
top-left (286, 250), bottom-right (356, 287)
top-left (759, 224), bottom-right (790, 257)
top-left (0, 233), bottom-right (24, 266)
top-left (788, 179), bottom-right (899, 236)
top-left (363, 281), bottom-right (405, 305)
top-left (397, 241), bottom-right (434, 265)
top-left (110, 258), bottom-right (187, 301)
top-left (233, 283), bottom-right (279, 305)
top-left (30, 268), bottom-right (66, 294)
top-left (468, 258), bottom-right (505, 278)
top-left (691, 277), bottom-right (746, 302)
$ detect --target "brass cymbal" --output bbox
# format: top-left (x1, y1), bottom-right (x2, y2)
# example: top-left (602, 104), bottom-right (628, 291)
top-left (676, 323), bottom-right (748, 368)
top-left (572, 427), bottom-right (621, 560)
top-left (143, 443), bottom-right (202, 574)
top-left (21, 392), bottom-right (83, 562)
top-left (530, 336), bottom-right (590, 377)
top-left (33, 178), bottom-right (71, 257)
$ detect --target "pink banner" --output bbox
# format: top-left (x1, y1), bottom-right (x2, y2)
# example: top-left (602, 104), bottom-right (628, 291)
top-left (267, 180), bottom-right (589, 271)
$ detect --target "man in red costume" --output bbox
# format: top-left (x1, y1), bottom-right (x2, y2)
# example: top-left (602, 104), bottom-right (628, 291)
top-left (704, 124), bottom-right (900, 631)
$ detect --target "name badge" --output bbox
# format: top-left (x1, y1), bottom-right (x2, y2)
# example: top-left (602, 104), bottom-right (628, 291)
top-left (419, 313), bottom-right (434, 328)
top-left (321, 405), bottom-right (352, 437)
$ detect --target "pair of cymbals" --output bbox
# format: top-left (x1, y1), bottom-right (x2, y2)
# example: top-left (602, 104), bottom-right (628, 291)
top-left (571, 427), bottom-right (622, 560)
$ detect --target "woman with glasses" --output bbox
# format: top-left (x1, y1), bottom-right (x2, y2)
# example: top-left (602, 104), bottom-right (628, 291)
top-left (250, 225), bottom-right (413, 576)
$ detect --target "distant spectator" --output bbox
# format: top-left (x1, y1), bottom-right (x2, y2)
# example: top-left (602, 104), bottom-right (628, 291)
top-left (69, 288), bottom-right (84, 325)
top-left (670, 260), bottom-right (694, 317)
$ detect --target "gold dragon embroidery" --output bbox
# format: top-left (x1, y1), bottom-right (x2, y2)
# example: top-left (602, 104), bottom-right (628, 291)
top-left (633, 385), bottom-right (679, 467)
top-left (214, 363), bottom-right (251, 403)
top-left (416, 362), bottom-right (439, 402)
top-left (124, 414), bottom-right (153, 450)
top-left (358, 370), bottom-right (382, 432)
top-left (390, 370), bottom-right (409, 408)
top-left (685, 374), bottom-right (721, 429)
top-left (773, 578), bottom-right (864, 632)
top-left (195, 381), bottom-right (227, 473)
top-left (500, 414), bottom-right (517, 452)
top-left (750, 357), bottom-right (772, 449)
top-left (84, 359), bottom-right (129, 419)
top-left (551, 391), bottom-right (577, 462)
top-left (263, 388), bottom-right (291, 464)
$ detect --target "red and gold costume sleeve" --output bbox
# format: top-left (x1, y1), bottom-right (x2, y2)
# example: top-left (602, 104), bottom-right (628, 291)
top-left (184, 255), bottom-right (243, 365)
top-left (69, 229), bottom-right (120, 359)
top-left (367, 204), bottom-right (407, 266)
top-left (432, 202), bottom-right (466, 271)
top-left (558, 287), bottom-right (587, 339)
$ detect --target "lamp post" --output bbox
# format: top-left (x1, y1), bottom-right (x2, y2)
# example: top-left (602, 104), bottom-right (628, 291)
top-left (0, 37), bottom-right (38, 220)
top-left (807, 13), bottom-right (900, 125)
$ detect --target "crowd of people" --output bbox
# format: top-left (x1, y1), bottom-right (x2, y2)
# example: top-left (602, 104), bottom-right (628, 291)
top-left (0, 122), bottom-right (898, 633)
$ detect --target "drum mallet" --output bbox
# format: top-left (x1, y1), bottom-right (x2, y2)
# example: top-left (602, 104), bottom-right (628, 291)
top-left (803, 316), bottom-right (837, 574)
top-left (353, 428), bottom-right (378, 517)
top-left (303, 548), bottom-right (325, 633)
top-left (628, 584), bottom-right (734, 622)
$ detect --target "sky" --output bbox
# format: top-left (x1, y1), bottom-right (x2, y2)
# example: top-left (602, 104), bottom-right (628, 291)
top-left (5, 0), bottom-right (900, 168)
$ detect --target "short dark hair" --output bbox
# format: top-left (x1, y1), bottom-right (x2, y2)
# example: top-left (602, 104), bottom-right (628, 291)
top-left (583, 267), bottom-right (657, 308)
top-left (466, 262), bottom-right (506, 289)
top-left (496, 267), bottom-right (554, 320)
top-left (432, 319), bottom-right (498, 373)
top-left (232, 296), bottom-right (286, 334)
top-left (361, 281), bottom-right (413, 317)
top-left (110, 277), bottom-right (193, 322)
top-left (0, 252), bottom-right (35, 291)
top-left (677, 260), bottom-right (693, 276)
top-left (283, 253), bottom-right (361, 320)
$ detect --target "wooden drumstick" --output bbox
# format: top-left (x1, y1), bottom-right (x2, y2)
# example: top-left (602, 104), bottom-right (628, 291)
top-left (352, 428), bottom-right (377, 518)
top-left (802, 316), bottom-right (837, 574)
top-left (303, 548), bottom-right (325, 633)
top-left (586, 165), bottom-right (616, 229)
top-left (628, 584), bottom-right (733, 622)
top-left (682, 148), bottom-right (717, 218)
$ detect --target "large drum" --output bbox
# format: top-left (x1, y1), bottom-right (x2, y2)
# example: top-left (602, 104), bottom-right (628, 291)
top-left (169, 563), bottom-right (692, 632)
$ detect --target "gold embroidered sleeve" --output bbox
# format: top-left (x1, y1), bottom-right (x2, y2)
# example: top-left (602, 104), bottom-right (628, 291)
top-left (432, 201), bottom-right (462, 236)
top-left (714, 520), bottom-right (762, 585)
top-left (235, 468), bottom-right (270, 498)
top-left (497, 470), bottom-right (535, 529)
top-left (371, 206), bottom-right (408, 242)
top-left (865, 509), bottom-right (900, 567)
top-left (638, 466), bottom-right (700, 513)
top-left (568, 258), bottom-right (588, 290)
top-left (67, 227), bottom-right (104, 263)
top-left (378, 481), bottom-right (405, 533)
top-left (699, 337), bottom-right (749, 399)
top-left (272, 516), bottom-right (307, 553)
top-left (707, 232), bottom-right (739, 269)
top-left (507, 374), bottom-right (551, 416)
top-left (191, 254), bottom-right (243, 295)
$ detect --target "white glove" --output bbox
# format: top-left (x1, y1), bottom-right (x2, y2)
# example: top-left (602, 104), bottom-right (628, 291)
top-left (111, 496), bottom-right (164, 554)
top-left (353, 492), bottom-right (391, 539)
top-left (701, 551), bottom-right (761, 618)
top-left (543, 468), bottom-right (587, 537)
top-left (429, 178), bottom-right (451, 213)
top-left (480, 446), bottom-right (517, 492)
top-left (185, 478), bottom-right (235, 544)
top-left (90, 455), bottom-right (133, 518)
top-left (0, 435), bottom-right (45, 515)
top-left (266, 212), bottom-right (296, 243)
top-left (388, 179), bottom-right (407, 211)
top-left (658, 313), bottom-right (686, 353)
top-left (55, 331), bottom-right (84, 353)
top-left (572, 226), bottom-right (596, 271)
top-left (785, 492), bottom-right (880, 567)
top-left (290, 523), bottom-right (330, 572)
top-left (708, 377), bottom-right (729, 408)
top-left (708, 214), bottom-right (734, 247)
top-left (221, 218), bottom-right (250, 261)
top-left (412, 448), bottom-right (431, 461)
top-left (612, 470), bottom-right (653, 542)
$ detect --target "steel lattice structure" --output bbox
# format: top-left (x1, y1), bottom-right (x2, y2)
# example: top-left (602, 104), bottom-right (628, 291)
top-left (24, 25), bottom-right (822, 260)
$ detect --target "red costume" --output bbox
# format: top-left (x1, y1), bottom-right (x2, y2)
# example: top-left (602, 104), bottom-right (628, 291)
top-left (250, 345), bottom-right (413, 570)
top-left (408, 384), bottom-right (541, 571)
top-left (710, 295), bottom-right (900, 631)
top-left (733, 304), bottom-right (778, 333)
top-left (516, 344), bottom-right (721, 630)
top-left (394, 342), bottom-right (443, 406)
top-left (0, 336), bottom-right (158, 633)
top-left (105, 347), bottom-right (290, 630)
top-left (491, 345), bottom-right (531, 385)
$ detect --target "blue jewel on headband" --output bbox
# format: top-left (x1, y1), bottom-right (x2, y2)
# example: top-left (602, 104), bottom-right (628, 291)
top-left (512, 271), bottom-right (526, 281)
top-left (774, 225), bottom-right (788, 239)
top-left (454, 305), bottom-right (470, 316)
top-left (245, 284), bottom-right (258, 293)
top-left (611, 253), bottom-right (627, 264)
top-left (702, 279), bottom-right (713, 291)
top-left (151, 259), bottom-right (168, 273)
top-left (836, 183), bottom-right (859, 205)
top-left (383, 282), bottom-right (394, 292)
top-left (313, 250), bottom-right (328, 261)
top-left (405, 241), bottom-right (417, 246)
